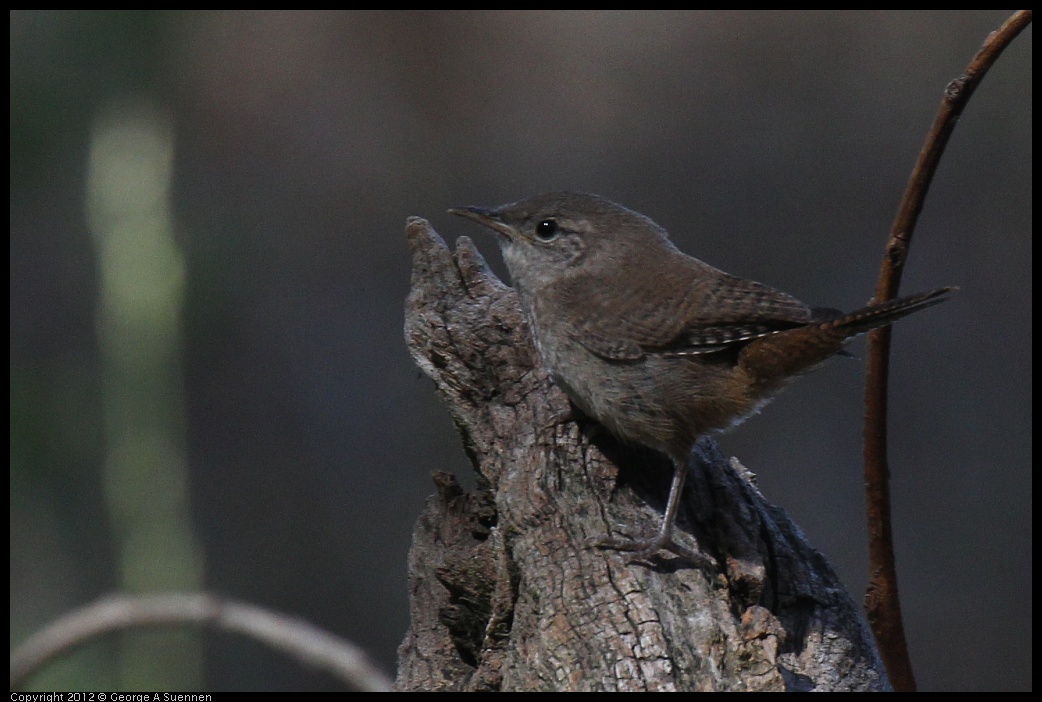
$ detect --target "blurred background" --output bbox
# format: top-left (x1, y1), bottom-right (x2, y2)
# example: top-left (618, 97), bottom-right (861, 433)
top-left (10, 10), bottom-right (1030, 692)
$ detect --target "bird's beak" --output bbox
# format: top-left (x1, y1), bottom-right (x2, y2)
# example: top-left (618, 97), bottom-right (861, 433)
top-left (448, 206), bottom-right (516, 239)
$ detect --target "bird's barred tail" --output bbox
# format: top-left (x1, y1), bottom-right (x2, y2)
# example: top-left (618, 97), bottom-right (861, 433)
top-left (741, 286), bottom-right (955, 388)
top-left (828, 286), bottom-right (956, 337)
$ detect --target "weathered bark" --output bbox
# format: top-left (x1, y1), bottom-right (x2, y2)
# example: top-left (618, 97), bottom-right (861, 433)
top-left (396, 217), bottom-right (889, 692)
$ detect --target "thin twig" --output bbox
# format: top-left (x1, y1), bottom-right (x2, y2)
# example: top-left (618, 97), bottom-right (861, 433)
top-left (863, 10), bottom-right (1031, 693)
top-left (10, 592), bottom-right (393, 692)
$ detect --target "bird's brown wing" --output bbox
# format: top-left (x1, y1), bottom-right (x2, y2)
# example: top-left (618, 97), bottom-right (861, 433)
top-left (557, 266), bottom-right (817, 361)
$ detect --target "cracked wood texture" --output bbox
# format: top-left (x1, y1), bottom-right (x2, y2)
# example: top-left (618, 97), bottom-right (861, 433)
top-left (397, 217), bottom-right (889, 692)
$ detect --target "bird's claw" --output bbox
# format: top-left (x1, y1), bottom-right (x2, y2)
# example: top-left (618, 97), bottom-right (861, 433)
top-left (590, 531), bottom-right (714, 569)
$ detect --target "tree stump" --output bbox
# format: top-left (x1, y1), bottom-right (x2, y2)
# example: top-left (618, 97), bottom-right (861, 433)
top-left (396, 217), bottom-right (889, 692)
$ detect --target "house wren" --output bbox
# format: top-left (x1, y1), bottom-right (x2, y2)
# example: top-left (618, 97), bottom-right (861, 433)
top-left (450, 192), bottom-right (953, 560)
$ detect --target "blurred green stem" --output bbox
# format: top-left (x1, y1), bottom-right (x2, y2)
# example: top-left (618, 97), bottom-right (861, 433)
top-left (87, 98), bottom-right (203, 691)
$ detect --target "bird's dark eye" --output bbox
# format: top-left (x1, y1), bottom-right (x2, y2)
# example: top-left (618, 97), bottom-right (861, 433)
top-left (536, 219), bottom-right (559, 240)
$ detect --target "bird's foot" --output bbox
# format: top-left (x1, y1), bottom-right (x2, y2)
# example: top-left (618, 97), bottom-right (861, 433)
top-left (590, 529), bottom-right (712, 568)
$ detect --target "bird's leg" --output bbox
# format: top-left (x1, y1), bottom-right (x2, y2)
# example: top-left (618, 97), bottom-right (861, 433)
top-left (594, 455), bottom-right (706, 565)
